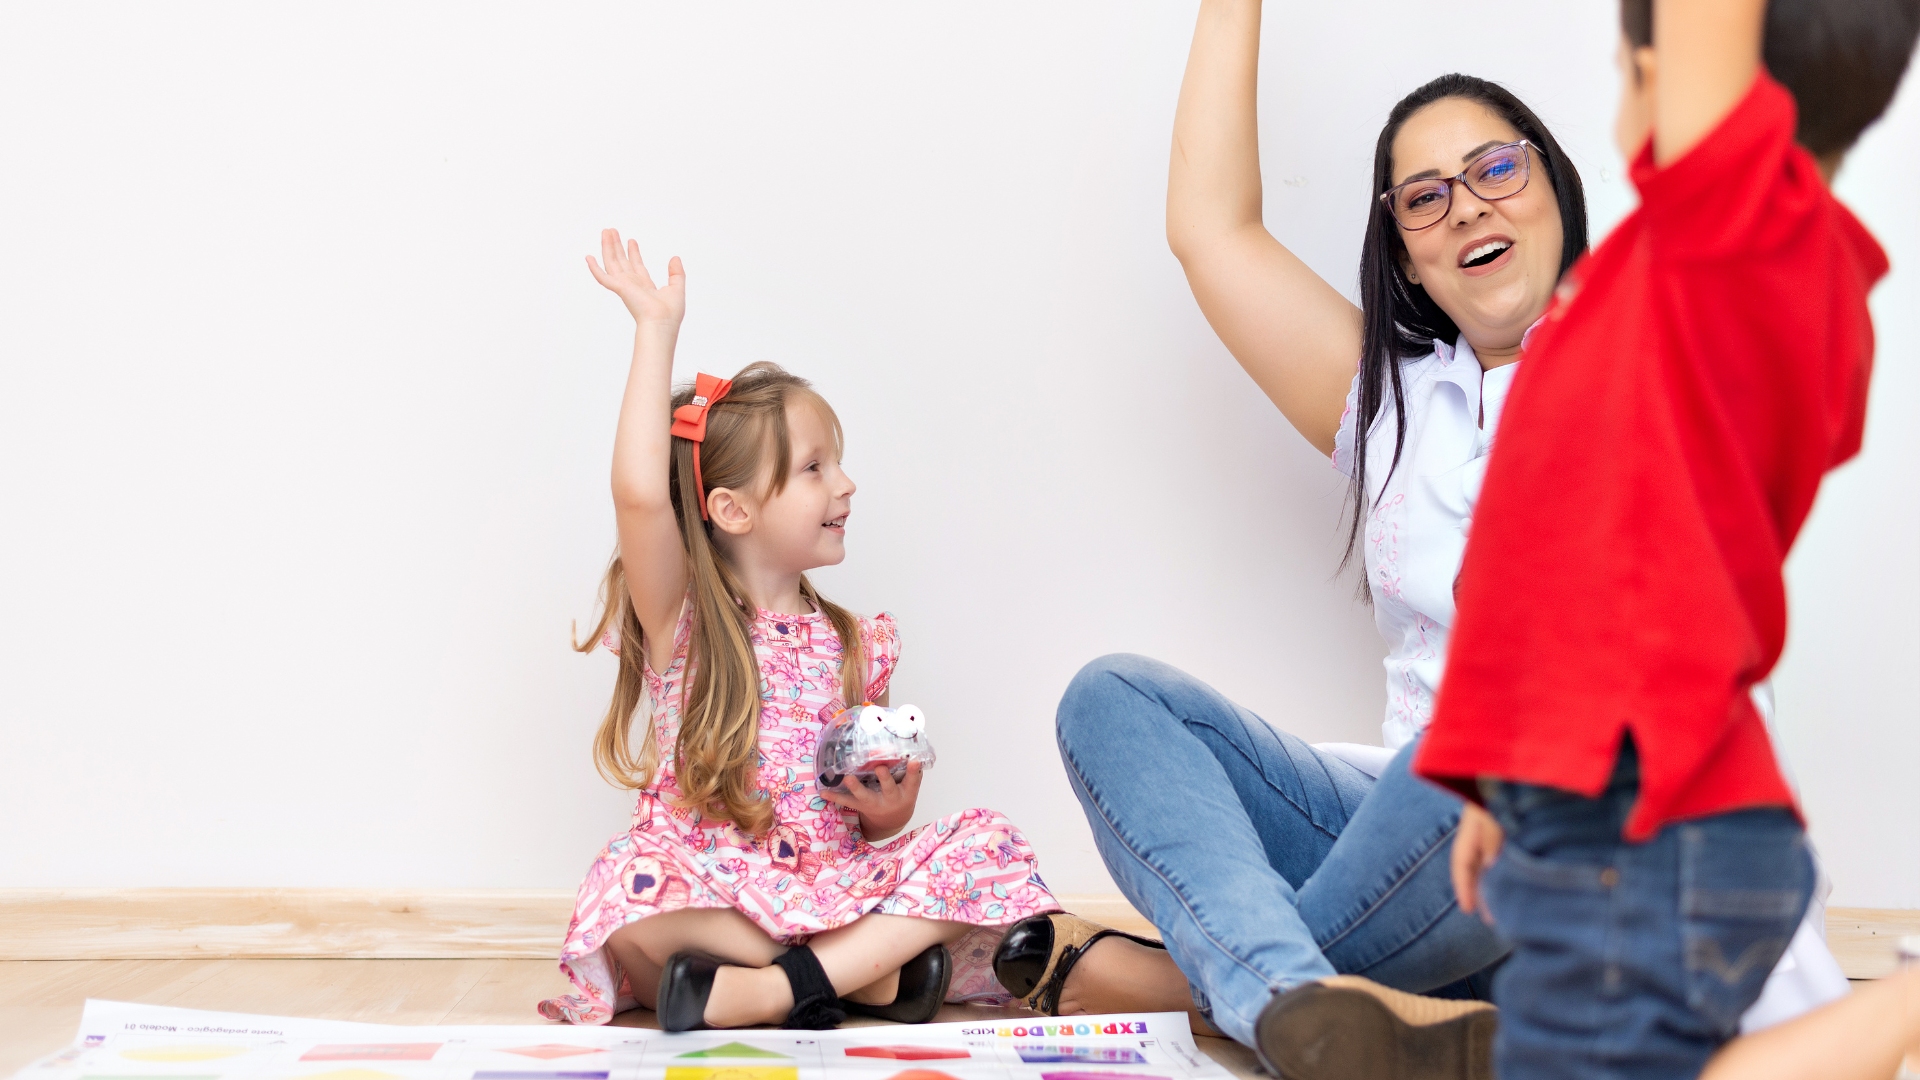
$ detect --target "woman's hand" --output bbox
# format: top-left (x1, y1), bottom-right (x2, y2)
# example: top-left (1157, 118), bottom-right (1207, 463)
top-left (587, 228), bottom-right (685, 331)
top-left (822, 762), bottom-right (923, 843)
top-left (1451, 802), bottom-right (1505, 922)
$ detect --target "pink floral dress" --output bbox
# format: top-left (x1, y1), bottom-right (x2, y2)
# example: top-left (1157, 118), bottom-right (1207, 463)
top-left (538, 601), bottom-right (1058, 1024)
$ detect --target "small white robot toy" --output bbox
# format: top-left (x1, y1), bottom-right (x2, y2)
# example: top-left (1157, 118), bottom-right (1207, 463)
top-left (815, 703), bottom-right (939, 794)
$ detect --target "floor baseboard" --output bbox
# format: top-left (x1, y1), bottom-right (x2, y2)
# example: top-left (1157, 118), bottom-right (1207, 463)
top-left (0, 889), bottom-right (1907, 978)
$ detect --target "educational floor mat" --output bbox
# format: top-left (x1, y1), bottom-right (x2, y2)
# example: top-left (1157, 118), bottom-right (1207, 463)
top-left (840, 1048), bottom-right (970, 1062)
top-left (10, 1002), bottom-right (1232, 1080)
top-left (496, 1049), bottom-right (606, 1062)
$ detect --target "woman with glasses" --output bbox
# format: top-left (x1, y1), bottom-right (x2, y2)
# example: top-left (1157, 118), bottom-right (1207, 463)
top-left (990, 2), bottom-right (1585, 1077)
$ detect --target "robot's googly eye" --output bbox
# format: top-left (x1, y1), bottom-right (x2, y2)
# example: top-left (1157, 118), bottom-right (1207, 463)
top-left (873, 705), bottom-right (925, 737)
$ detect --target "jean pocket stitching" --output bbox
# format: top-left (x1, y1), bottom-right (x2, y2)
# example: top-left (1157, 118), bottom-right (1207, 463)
top-left (1676, 822), bottom-right (1810, 1029)
top-left (1684, 932), bottom-right (1793, 986)
top-left (1491, 841), bottom-right (1614, 892)
top-left (1682, 886), bottom-right (1805, 920)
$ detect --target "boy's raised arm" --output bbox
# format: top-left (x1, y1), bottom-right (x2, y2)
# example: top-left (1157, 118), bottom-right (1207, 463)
top-left (1653, 0), bottom-right (1768, 165)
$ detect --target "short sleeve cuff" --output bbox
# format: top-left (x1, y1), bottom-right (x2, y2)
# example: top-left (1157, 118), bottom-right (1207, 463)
top-left (860, 611), bottom-right (901, 702)
top-left (1330, 368), bottom-right (1364, 479)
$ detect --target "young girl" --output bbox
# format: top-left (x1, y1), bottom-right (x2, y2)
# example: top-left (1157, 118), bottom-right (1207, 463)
top-left (537, 230), bottom-right (1057, 1030)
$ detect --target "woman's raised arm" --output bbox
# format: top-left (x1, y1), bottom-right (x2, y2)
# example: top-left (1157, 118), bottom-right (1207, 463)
top-left (587, 229), bottom-right (691, 673)
top-left (1167, 0), bottom-right (1362, 457)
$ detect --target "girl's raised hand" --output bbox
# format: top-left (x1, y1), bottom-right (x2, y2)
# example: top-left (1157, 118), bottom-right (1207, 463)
top-left (586, 228), bottom-right (685, 330)
top-left (822, 762), bottom-right (923, 843)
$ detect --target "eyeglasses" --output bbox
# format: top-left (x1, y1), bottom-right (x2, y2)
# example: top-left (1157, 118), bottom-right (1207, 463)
top-left (1379, 140), bottom-right (1534, 231)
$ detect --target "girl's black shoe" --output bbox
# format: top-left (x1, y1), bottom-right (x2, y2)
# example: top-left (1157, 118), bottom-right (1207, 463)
top-left (841, 944), bottom-right (952, 1024)
top-left (657, 951), bottom-right (724, 1032)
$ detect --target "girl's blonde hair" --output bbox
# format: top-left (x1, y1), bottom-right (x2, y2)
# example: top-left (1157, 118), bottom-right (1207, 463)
top-left (575, 362), bottom-right (866, 836)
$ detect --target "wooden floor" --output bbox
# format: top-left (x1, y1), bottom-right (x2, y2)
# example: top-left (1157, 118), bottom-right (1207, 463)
top-left (0, 959), bottom-right (1262, 1078)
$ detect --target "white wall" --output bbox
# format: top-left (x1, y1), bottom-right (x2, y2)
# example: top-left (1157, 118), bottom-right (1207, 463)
top-left (1, 3), bottom-right (1913, 907)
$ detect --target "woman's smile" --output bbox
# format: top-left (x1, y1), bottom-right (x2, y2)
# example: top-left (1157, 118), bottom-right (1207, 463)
top-left (1458, 234), bottom-right (1515, 274)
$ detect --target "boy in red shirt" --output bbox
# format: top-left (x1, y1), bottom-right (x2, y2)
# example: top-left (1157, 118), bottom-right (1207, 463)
top-left (1415, 0), bottom-right (1919, 1077)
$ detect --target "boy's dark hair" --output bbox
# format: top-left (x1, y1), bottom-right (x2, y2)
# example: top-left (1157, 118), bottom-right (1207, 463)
top-left (1622, 0), bottom-right (1920, 156)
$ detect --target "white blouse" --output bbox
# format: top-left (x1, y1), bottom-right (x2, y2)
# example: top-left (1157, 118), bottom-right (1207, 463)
top-left (1321, 337), bottom-right (1846, 1034)
top-left (1331, 336), bottom-right (1518, 752)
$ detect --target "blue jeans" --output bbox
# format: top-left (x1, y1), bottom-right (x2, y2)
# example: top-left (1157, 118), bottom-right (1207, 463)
top-left (1482, 739), bottom-right (1814, 1080)
top-left (1055, 654), bottom-right (1508, 1047)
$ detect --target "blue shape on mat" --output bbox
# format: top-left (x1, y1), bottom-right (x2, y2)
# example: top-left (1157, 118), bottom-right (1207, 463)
top-left (1013, 1047), bottom-right (1147, 1065)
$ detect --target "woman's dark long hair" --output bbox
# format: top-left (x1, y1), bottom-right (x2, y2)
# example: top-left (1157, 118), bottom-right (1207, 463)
top-left (1344, 75), bottom-right (1589, 584)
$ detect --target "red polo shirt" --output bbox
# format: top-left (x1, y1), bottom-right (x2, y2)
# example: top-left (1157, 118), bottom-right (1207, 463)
top-left (1414, 73), bottom-right (1888, 840)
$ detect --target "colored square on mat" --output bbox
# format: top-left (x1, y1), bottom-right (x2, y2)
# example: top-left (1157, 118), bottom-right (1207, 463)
top-left (499, 1047), bottom-right (604, 1061)
top-left (119, 1047), bottom-right (248, 1063)
top-left (664, 1067), bottom-right (797, 1080)
top-left (675, 1042), bottom-right (791, 1059)
top-left (844, 1047), bottom-right (971, 1061)
top-left (1042, 1073), bottom-right (1172, 1080)
top-left (303, 1044), bottom-right (441, 1062)
top-left (1014, 1047), bottom-right (1148, 1065)
top-left (474, 1073), bottom-right (608, 1079)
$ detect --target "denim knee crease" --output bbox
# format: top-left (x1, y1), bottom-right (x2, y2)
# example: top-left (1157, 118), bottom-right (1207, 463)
top-left (1056, 730), bottom-right (1284, 991)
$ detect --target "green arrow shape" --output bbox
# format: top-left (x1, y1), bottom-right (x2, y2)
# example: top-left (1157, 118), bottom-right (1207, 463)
top-left (675, 1043), bottom-right (790, 1060)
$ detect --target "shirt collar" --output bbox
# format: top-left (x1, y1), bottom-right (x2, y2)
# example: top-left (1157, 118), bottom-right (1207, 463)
top-left (1439, 314), bottom-right (1548, 371)
top-left (1429, 335), bottom-right (1484, 400)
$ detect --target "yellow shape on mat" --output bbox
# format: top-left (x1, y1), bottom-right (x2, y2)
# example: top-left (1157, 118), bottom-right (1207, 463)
top-left (120, 1047), bottom-right (249, 1063)
top-left (665, 1067), bottom-right (797, 1080)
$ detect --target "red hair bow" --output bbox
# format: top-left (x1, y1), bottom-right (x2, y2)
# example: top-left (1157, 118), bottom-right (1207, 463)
top-left (670, 373), bottom-right (734, 520)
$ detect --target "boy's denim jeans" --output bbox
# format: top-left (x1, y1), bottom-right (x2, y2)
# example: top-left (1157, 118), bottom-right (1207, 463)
top-left (1482, 739), bottom-right (1814, 1080)
top-left (1054, 654), bottom-right (1509, 1047)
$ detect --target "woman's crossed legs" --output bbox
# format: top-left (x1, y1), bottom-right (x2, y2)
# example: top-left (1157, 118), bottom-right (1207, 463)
top-left (1054, 654), bottom-right (1507, 1046)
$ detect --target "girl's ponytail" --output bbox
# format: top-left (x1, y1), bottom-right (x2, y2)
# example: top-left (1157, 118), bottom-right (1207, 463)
top-left (578, 557), bottom-right (657, 789)
top-left (581, 362), bottom-right (864, 837)
top-left (674, 440), bottom-right (775, 834)
top-left (802, 578), bottom-right (866, 717)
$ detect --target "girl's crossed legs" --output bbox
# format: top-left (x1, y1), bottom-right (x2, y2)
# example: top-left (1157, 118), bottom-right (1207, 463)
top-left (605, 908), bottom-right (971, 1027)
top-left (1053, 654), bottom-right (1508, 1045)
